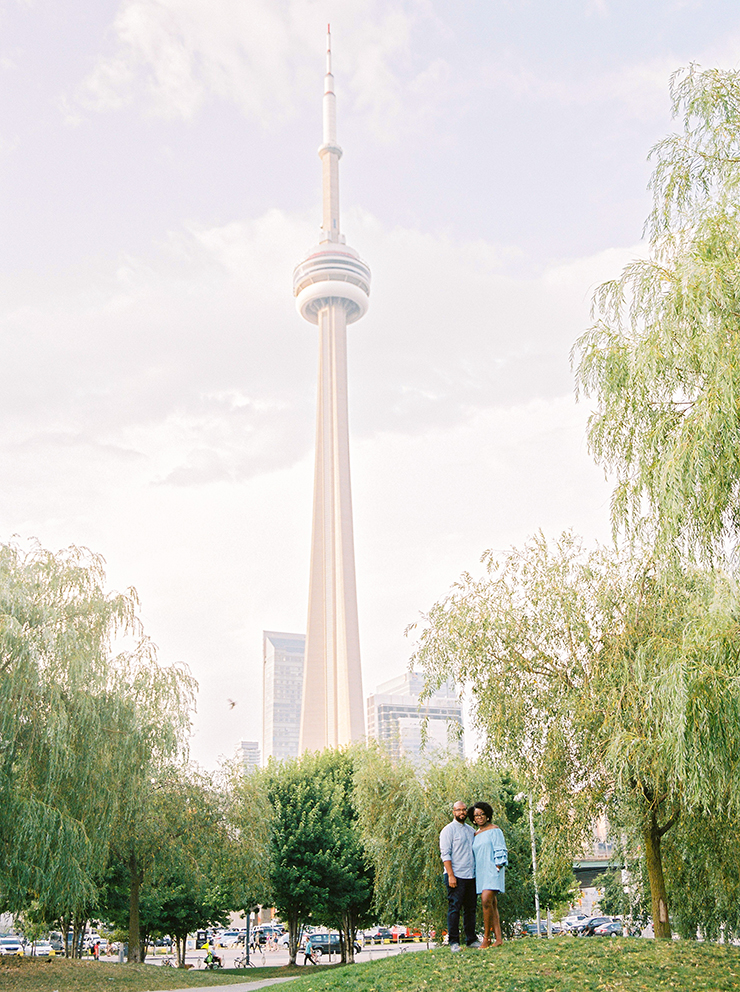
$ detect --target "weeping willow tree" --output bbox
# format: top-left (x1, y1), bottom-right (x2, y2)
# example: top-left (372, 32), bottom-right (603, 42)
top-left (353, 747), bottom-right (571, 940)
top-left (0, 541), bottom-right (194, 950)
top-left (413, 532), bottom-right (740, 940)
top-left (573, 65), bottom-right (740, 562)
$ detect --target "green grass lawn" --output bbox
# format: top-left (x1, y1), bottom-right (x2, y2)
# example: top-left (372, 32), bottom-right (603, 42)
top-left (0, 957), bottom-right (301, 990)
top-left (290, 940), bottom-right (740, 992)
top-left (2, 940), bottom-right (740, 992)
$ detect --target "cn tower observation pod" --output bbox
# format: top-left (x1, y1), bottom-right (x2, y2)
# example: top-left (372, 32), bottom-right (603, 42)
top-left (293, 243), bottom-right (371, 324)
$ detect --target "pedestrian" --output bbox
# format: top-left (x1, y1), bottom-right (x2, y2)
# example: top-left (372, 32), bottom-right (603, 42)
top-left (469, 801), bottom-right (508, 947)
top-left (440, 800), bottom-right (480, 951)
top-left (303, 935), bottom-right (316, 965)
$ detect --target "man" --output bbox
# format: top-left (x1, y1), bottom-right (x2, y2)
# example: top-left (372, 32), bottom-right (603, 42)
top-left (440, 800), bottom-right (480, 951)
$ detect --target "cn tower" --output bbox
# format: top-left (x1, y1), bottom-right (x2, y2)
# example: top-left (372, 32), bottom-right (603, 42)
top-left (293, 26), bottom-right (369, 751)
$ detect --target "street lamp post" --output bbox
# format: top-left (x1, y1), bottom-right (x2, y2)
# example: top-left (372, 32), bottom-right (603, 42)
top-left (516, 792), bottom-right (542, 937)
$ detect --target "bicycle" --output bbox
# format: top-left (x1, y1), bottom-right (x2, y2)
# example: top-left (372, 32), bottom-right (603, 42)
top-left (234, 953), bottom-right (255, 968)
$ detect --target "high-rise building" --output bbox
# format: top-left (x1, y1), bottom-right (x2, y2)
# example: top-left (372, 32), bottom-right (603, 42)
top-left (366, 672), bottom-right (464, 764)
top-left (293, 27), bottom-right (369, 751)
top-left (237, 740), bottom-right (261, 773)
top-left (262, 631), bottom-right (305, 761)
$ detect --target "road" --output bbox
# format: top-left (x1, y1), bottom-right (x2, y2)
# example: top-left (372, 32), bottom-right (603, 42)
top-left (141, 940), bottom-right (430, 970)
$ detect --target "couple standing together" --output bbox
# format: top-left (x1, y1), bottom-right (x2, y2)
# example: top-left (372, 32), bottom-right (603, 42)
top-left (440, 800), bottom-right (508, 951)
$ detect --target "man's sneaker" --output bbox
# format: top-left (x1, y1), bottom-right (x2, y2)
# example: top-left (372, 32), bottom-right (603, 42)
top-left (467, 940), bottom-right (482, 948)
top-left (450, 943), bottom-right (461, 953)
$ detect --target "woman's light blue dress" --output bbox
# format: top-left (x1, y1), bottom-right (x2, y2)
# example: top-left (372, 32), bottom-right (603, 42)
top-left (473, 827), bottom-right (508, 894)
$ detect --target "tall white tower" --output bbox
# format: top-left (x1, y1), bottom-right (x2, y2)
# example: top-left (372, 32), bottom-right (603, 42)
top-left (293, 27), bottom-right (369, 751)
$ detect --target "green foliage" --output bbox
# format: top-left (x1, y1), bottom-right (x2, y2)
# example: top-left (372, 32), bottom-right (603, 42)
top-left (573, 65), bottom-right (740, 561)
top-left (235, 747), bottom-right (375, 965)
top-left (102, 769), bottom-right (235, 966)
top-left (0, 540), bottom-right (195, 957)
top-left (411, 531), bottom-right (740, 938)
top-left (354, 748), bottom-right (574, 939)
top-left (662, 807), bottom-right (740, 941)
top-left (592, 870), bottom-right (630, 918)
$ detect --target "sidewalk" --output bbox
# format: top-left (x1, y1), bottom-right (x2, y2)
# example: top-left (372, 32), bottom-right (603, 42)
top-left (150, 979), bottom-right (299, 992)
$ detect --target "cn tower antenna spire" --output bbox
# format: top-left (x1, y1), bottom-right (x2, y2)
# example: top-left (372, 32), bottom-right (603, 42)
top-left (320, 22), bottom-right (341, 242)
top-left (292, 29), bottom-right (370, 751)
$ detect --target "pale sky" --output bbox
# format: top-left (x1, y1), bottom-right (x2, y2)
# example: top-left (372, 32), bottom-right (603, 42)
top-left (2, 0), bottom-right (739, 769)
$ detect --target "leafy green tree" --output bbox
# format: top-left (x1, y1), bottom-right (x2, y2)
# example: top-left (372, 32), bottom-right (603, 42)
top-left (573, 66), bottom-right (740, 561)
top-left (108, 765), bottom-right (229, 963)
top-left (0, 541), bottom-right (193, 958)
top-left (103, 769), bottom-right (234, 966)
top-left (237, 748), bottom-right (375, 965)
top-left (412, 532), bottom-right (740, 939)
top-left (316, 752), bottom-right (375, 961)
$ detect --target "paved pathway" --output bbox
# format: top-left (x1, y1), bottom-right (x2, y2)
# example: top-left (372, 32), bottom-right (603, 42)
top-left (149, 979), bottom-right (299, 992)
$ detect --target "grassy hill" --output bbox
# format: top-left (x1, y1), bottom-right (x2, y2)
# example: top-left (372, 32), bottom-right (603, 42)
top-left (1, 939), bottom-right (739, 991)
top-left (294, 939), bottom-right (740, 991)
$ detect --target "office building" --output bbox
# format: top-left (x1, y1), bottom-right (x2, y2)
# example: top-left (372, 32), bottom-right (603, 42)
top-left (237, 740), bottom-right (261, 773)
top-left (262, 631), bottom-right (305, 761)
top-left (366, 672), bottom-right (464, 764)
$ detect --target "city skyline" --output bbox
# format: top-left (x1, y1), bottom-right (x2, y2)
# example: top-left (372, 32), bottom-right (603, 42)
top-left (2, 2), bottom-right (737, 768)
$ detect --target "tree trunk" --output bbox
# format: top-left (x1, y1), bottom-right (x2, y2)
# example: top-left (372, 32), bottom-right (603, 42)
top-left (127, 853), bottom-right (143, 963)
top-left (175, 935), bottom-right (185, 967)
top-left (71, 917), bottom-right (87, 959)
top-left (643, 810), bottom-right (672, 940)
top-left (287, 907), bottom-right (300, 966)
top-left (341, 911), bottom-right (355, 963)
top-left (59, 915), bottom-right (71, 958)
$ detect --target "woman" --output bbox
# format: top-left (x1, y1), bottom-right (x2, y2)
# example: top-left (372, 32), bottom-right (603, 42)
top-left (469, 801), bottom-right (508, 947)
top-left (303, 935), bottom-right (316, 966)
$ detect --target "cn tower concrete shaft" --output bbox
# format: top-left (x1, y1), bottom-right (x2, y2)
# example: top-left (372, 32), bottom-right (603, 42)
top-left (293, 27), bottom-right (370, 750)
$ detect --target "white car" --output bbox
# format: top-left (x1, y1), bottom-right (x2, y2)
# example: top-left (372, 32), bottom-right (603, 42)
top-left (218, 931), bottom-right (243, 948)
top-left (28, 941), bottom-right (54, 956)
top-left (0, 937), bottom-right (24, 956)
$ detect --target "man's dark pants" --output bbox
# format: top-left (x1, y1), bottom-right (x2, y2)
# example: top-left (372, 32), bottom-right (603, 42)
top-left (445, 874), bottom-right (477, 945)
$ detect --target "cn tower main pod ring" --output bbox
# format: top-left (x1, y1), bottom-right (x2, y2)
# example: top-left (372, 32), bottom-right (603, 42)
top-left (294, 279), bottom-right (370, 324)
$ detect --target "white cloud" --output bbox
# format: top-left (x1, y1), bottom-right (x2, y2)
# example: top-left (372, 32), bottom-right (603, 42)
top-left (0, 206), bottom-right (639, 497)
top-left (76, 0), bottom-right (435, 134)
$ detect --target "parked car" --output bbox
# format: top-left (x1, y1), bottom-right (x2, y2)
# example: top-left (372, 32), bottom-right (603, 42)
top-left (28, 941), bottom-right (55, 957)
top-left (49, 932), bottom-right (64, 952)
top-left (593, 920), bottom-right (625, 937)
top-left (0, 936), bottom-right (24, 956)
top-left (523, 921), bottom-right (562, 937)
top-left (577, 916), bottom-right (615, 936)
top-left (218, 931), bottom-right (243, 948)
top-left (306, 932), bottom-right (362, 957)
top-left (365, 927), bottom-right (394, 944)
